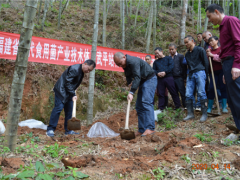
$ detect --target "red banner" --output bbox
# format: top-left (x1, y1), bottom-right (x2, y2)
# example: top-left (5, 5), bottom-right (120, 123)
top-left (0, 31), bottom-right (155, 72)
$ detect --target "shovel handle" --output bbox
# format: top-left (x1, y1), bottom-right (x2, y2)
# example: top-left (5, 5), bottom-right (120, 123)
top-left (72, 91), bottom-right (77, 118)
top-left (209, 57), bottom-right (221, 114)
top-left (125, 100), bottom-right (130, 129)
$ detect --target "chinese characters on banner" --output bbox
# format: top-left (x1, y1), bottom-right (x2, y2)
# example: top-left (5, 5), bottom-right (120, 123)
top-left (0, 31), bottom-right (155, 72)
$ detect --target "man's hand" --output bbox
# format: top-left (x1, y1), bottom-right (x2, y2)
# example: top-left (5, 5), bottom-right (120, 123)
top-left (231, 67), bottom-right (240, 80)
top-left (127, 93), bottom-right (133, 102)
top-left (72, 96), bottom-right (77, 101)
top-left (157, 72), bottom-right (166, 78)
top-left (223, 75), bottom-right (225, 84)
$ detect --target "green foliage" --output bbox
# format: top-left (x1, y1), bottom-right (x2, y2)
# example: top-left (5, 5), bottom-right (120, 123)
top-left (157, 108), bottom-right (183, 130)
top-left (1, 3), bottom-right (10, 8)
top-left (153, 167), bottom-right (165, 180)
top-left (0, 146), bottom-right (11, 154)
top-left (194, 133), bottom-right (213, 142)
top-left (222, 138), bottom-right (240, 146)
top-left (44, 21), bottom-right (52, 27)
top-left (15, 21), bottom-right (22, 25)
top-left (212, 151), bottom-right (219, 158)
top-left (181, 154), bottom-right (191, 164)
top-left (43, 143), bottom-right (68, 158)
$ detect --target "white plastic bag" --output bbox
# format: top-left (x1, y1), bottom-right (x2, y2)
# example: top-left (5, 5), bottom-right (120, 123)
top-left (87, 122), bottom-right (119, 138)
top-left (0, 120), bottom-right (6, 135)
top-left (154, 110), bottom-right (162, 121)
top-left (18, 119), bottom-right (47, 130)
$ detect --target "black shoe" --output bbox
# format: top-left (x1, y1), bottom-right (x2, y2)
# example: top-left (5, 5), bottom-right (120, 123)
top-left (200, 99), bottom-right (208, 122)
top-left (183, 100), bottom-right (195, 121)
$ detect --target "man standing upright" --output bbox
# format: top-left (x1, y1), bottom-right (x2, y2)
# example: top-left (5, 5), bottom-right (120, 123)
top-left (46, 60), bottom-right (96, 137)
top-left (169, 43), bottom-right (187, 108)
top-left (114, 52), bottom-right (157, 136)
top-left (153, 47), bottom-right (181, 110)
top-left (206, 4), bottom-right (240, 132)
top-left (184, 35), bottom-right (209, 122)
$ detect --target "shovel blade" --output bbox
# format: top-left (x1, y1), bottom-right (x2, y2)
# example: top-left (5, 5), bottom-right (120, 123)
top-left (120, 129), bottom-right (135, 140)
top-left (67, 117), bottom-right (81, 130)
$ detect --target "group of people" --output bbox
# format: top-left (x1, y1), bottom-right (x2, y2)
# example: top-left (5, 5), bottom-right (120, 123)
top-left (46, 4), bottom-right (240, 138)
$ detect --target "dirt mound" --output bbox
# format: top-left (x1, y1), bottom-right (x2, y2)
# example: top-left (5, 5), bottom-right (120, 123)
top-left (232, 157), bottom-right (240, 171)
top-left (0, 157), bottom-right (25, 175)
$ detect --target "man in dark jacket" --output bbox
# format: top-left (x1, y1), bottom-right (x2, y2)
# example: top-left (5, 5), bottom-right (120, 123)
top-left (46, 60), bottom-right (96, 137)
top-left (184, 35), bottom-right (209, 122)
top-left (169, 43), bottom-right (187, 108)
top-left (153, 47), bottom-right (181, 110)
top-left (114, 52), bottom-right (157, 136)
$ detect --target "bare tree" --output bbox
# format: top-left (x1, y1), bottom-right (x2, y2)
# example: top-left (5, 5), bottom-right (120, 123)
top-left (58, 0), bottom-right (62, 29)
top-left (197, 0), bottom-right (201, 32)
top-left (4, 0), bottom-right (38, 151)
top-left (41, 0), bottom-right (49, 31)
top-left (134, 0), bottom-right (141, 27)
top-left (146, 2), bottom-right (153, 53)
top-left (37, 0), bottom-right (43, 24)
top-left (233, 0), bottom-right (235, 17)
top-left (87, 0), bottom-right (100, 125)
top-left (153, 0), bottom-right (156, 50)
top-left (61, 0), bottom-right (69, 14)
top-left (121, 0), bottom-right (125, 49)
top-left (129, 0), bottom-right (132, 16)
top-left (192, 0), bottom-right (194, 27)
top-left (239, 0), bottom-right (240, 19)
top-left (102, 0), bottom-right (107, 46)
top-left (204, 0), bottom-right (211, 32)
top-left (179, 0), bottom-right (188, 45)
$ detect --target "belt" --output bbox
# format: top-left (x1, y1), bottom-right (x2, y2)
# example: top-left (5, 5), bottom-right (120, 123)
top-left (221, 56), bottom-right (233, 64)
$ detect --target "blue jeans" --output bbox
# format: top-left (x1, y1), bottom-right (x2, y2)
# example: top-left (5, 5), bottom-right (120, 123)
top-left (222, 57), bottom-right (240, 130)
top-left (47, 94), bottom-right (73, 132)
top-left (186, 70), bottom-right (207, 101)
top-left (193, 86), bottom-right (201, 108)
top-left (136, 76), bottom-right (157, 133)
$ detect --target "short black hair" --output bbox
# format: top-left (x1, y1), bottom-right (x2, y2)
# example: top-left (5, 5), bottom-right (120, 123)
top-left (197, 33), bottom-right (202, 35)
top-left (84, 59), bottom-right (96, 68)
top-left (208, 36), bottom-right (219, 42)
top-left (154, 47), bottom-right (162, 52)
top-left (205, 4), bottom-right (224, 13)
top-left (168, 43), bottom-right (177, 49)
top-left (145, 55), bottom-right (152, 59)
top-left (184, 35), bottom-right (195, 42)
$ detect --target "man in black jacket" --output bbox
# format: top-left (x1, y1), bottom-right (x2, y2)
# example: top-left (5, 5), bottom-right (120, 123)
top-left (169, 43), bottom-right (187, 108)
top-left (46, 60), bottom-right (96, 137)
top-left (153, 47), bottom-right (181, 110)
top-left (114, 52), bottom-right (157, 137)
top-left (184, 35), bottom-right (209, 122)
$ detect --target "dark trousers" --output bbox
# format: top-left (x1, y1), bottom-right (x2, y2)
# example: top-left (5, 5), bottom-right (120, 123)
top-left (157, 76), bottom-right (181, 110)
top-left (222, 57), bottom-right (240, 130)
top-left (209, 69), bottom-right (227, 100)
top-left (174, 77), bottom-right (186, 107)
top-left (47, 94), bottom-right (73, 132)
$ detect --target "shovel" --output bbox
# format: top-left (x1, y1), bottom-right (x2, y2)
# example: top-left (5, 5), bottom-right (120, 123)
top-left (207, 57), bottom-right (221, 116)
top-left (67, 91), bottom-right (81, 130)
top-left (120, 100), bottom-right (135, 140)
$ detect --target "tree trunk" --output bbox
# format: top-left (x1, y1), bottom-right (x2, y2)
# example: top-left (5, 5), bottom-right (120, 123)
top-left (146, 2), bottom-right (153, 53)
top-left (179, 0), bottom-right (188, 45)
top-left (58, 0), bottom-right (62, 29)
top-left (145, 6), bottom-right (152, 38)
top-left (87, 0), bottom-right (100, 125)
top-left (134, 0), bottom-right (141, 27)
top-left (41, 0), bottom-right (49, 31)
top-left (125, 0), bottom-right (128, 17)
top-left (102, 0), bottom-right (107, 46)
top-left (61, 0), bottom-right (69, 14)
top-left (4, 0), bottom-right (38, 151)
top-left (171, 0), bottom-right (173, 10)
top-left (197, 0), bottom-right (201, 32)
top-left (226, 0), bottom-right (229, 15)
top-left (50, 0), bottom-right (53, 10)
top-left (121, 0), bottom-right (125, 49)
top-left (129, 0), bottom-right (132, 16)
top-left (239, 0), bottom-right (240, 19)
top-left (37, 0), bottom-right (42, 24)
top-left (153, 0), bottom-right (156, 50)
top-left (192, 0), bottom-right (194, 27)
top-left (203, 0), bottom-right (211, 32)
top-left (233, 0), bottom-right (235, 16)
